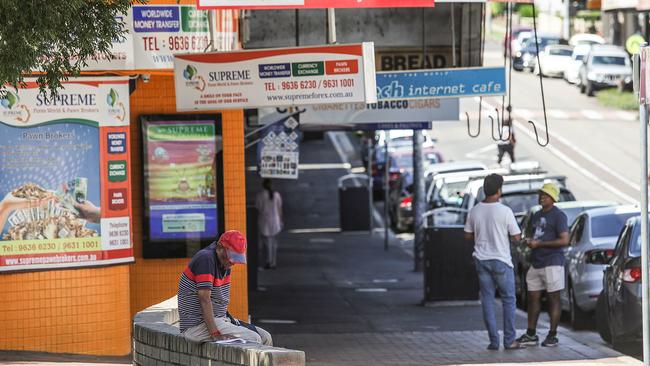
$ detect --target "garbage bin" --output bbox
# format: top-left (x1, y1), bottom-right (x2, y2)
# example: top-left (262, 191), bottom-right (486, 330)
top-left (422, 209), bottom-right (478, 302)
top-left (338, 174), bottom-right (371, 231)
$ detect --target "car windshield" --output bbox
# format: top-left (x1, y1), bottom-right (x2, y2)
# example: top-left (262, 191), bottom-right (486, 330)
top-left (573, 54), bottom-right (585, 61)
top-left (499, 191), bottom-right (574, 214)
top-left (525, 38), bottom-right (560, 51)
top-left (592, 56), bottom-right (627, 66)
top-left (592, 212), bottom-right (639, 238)
top-left (550, 48), bottom-right (572, 56)
top-left (439, 181), bottom-right (468, 205)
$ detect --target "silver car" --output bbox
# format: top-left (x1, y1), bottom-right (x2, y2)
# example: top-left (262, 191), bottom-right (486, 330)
top-left (562, 205), bottom-right (639, 329)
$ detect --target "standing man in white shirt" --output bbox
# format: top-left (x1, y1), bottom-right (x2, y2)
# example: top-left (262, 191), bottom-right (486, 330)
top-left (255, 179), bottom-right (283, 269)
top-left (464, 174), bottom-right (523, 350)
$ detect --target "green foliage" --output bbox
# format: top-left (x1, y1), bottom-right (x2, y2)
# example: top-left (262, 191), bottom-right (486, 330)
top-left (491, 2), bottom-right (507, 16)
top-left (516, 4), bottom-right (537, 18)
top-left (576, 10), bottom-right (601, 20)
top-left (0, 1), bottom-right (140, 96)
top-left (596, 89), bottom-right (639, 111)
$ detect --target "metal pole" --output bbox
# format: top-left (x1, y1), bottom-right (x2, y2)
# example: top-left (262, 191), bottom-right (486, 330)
top-left (368, 138), bottom-right (374, 235)
top-left (327, 8), bottom-right (337, 44)
top-left (384, 134), bottom-right (390, 251)
top-left (638, 44), bottom-right (650, 366)
top-left (295, 10), bottom-right (300, 46)
top-left (451, 4), bottom-right (457, 67)
top-left (208, 10), bottom-right (217, 52)
top-left (413, 130), bottom-right (425, 271)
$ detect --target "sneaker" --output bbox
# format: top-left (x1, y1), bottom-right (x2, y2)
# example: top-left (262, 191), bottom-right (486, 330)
top-left (542, 334), bottom-right (559, 347)
top-left (504, 341), bottom-right (526, 350)
top-left (486, 343), bottom-right (499, 351)
top-left (515, 333), bottom-right (539, 346)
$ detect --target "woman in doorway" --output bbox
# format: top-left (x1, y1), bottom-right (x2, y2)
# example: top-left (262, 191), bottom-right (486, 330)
top-left (255, 179), bottom-right (283, 269)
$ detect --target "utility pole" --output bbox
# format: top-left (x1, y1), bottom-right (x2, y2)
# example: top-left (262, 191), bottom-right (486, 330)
top-left (563, 0), bottom-right (571, 40)
top-left (412, 130), bottom-right (425, 271)
top-left (384, 136), bottom-right (390, 252)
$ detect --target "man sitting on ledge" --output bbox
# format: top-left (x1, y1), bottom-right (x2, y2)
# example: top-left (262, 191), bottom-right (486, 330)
top-left (178, 230), bottom-right (272, 345)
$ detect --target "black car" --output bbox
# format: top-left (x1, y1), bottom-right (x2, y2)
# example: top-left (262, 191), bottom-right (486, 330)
top-left (596, 216), bottom-right (644, 348)
top-left (513, 35), bottom-right (564, 72)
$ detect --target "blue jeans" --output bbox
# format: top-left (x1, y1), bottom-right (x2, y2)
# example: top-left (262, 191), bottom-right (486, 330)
top-left (475, 259), bottom-right (517, 347)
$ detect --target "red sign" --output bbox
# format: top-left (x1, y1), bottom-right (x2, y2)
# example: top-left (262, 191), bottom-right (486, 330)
top-left (197, 0), bottom-right (434, 9)
top-left (325, 60), bottom-right (359, 75)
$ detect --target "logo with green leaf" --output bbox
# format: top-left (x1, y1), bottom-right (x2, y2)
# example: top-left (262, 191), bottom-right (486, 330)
top-left (0, 91), bottom-right (19, 109)
top-left (183, 65), bottom-right (198, 81)
top-left (106, 88), bottom-right (119, 107)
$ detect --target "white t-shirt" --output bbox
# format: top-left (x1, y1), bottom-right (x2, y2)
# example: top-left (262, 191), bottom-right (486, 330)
top-left (464, 201), bottom-right (521, 267)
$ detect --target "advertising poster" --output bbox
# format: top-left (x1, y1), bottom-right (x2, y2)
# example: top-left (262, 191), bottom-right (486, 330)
top-left (174, 43), bottom-right (377, 110)
top-left (132, 5), bottom-right (238, 69)
top-left (142, 119), bottom-right (219, 241)
top-left (0, 77), bottom-right (132, 272)
top-left (81, 12), bottom-right (135, 71)
top-left (257, 119), bottom-right (302, 180)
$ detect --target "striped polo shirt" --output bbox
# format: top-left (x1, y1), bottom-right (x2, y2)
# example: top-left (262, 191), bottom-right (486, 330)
top-left (178, 242), bottom-right (231, 333)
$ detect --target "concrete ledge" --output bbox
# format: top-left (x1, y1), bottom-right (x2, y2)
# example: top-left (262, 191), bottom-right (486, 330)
top-left (133, 296), bottom-right (305, 366)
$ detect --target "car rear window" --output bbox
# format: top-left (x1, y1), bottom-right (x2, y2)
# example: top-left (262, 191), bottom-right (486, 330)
top-left (550, 49), bottom-right (572, 56)
top-left (592, 56), bottom-right (627, 66)
top-left (591, 213), bottom-right (638, 238)
top-left (574, 54), bottom-right (585, 61)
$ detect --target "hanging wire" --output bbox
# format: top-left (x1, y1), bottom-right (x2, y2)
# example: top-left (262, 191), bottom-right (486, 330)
top-left (494, 2), bottom-right (514, 143)
top-left (528, 3), bottom-right (551, 147)
top-left (466, 2), bottom-right (487, 138)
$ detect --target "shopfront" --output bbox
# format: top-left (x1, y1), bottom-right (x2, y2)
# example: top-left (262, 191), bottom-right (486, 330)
top-left (0, 0), bottom-right (246, 356)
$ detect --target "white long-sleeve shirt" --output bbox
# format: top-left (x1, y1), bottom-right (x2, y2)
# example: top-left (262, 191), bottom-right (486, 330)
top-left (255, 190), bottom-right (283, 236)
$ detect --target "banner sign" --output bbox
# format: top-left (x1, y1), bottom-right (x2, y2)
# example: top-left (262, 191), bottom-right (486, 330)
top-left (81, 13), bottom-right (135, 71)
top-left (0, 77), bottom-right (133, 272)
top-left (257, 118), bottom-right (302, 179)
top-left (174, 43), bottom-right (377, 110)
top-left (142, 119), bottom-right (220, 241)
top-left (197, 0), bottom-right (434, 9)
top-left (376, 67), bottom-right (506, 100)
top-left (376, 47), bottom-right (452, 71)
top-left (354, 121), bottom-right (432, 130)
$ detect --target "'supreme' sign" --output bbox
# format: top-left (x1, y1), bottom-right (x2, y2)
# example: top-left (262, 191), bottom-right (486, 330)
top-left (174, 43), bottom-right (377, 110)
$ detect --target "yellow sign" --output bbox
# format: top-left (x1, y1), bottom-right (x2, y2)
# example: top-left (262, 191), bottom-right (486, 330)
top-left (626, 34), bottom-right (645, 54)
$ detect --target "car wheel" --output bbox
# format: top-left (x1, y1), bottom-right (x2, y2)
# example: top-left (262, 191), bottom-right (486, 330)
top-left (586, 81), bottom-right (595, 97)
top-left (595, 291), bottom-right (611, 343)
top-left (569, 285), bottom-right (590, 330)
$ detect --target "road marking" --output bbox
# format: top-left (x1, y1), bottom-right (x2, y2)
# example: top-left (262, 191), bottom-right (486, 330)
top-left (514, 108), bottom-right (534, 120)
top-left (475, 98), bottom-right (638, 204)
top-left (548, 109), bottom-right (569, 119)
top-left (465, 144), bottom-right (496, 160)
top-left (616, 111), bottom-right (637, 121)
top-left (581, 109), bottom-right (604, 120)
top-left (257, 319), bottom-right (298, 324)
top-left (309, 238), bottom-right (335, 243)
top-left (355, 288), bottom-right (387, 292)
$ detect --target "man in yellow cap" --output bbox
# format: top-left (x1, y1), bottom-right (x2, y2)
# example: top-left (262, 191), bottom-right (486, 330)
top-left (516, 182), bottom-right (569, 348)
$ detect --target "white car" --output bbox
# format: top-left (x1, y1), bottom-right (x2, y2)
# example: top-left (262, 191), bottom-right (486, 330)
top-left (564, 44), bottom-right (592, 84)
top-left (578, 45), bottom-right (632, 96)
top-left (534, 45), bottom-right (573, 77)
top-left (569, 33), bottom-right (605, 46)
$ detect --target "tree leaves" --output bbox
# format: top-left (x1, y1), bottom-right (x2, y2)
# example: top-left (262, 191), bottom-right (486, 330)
top-left (0, 0), bottom-right (140, 96)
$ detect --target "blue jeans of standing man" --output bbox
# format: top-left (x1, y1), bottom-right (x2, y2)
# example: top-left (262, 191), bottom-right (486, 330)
top-left (475, 259), bottom-right (517, 348)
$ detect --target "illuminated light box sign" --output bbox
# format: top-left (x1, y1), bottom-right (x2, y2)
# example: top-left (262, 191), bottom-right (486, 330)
top-left (0, 77), bottom-right (133, 272)
top-left (174, 43), bottom-right (377, 110)
top-left (197, 0), bottom-right (434, 9)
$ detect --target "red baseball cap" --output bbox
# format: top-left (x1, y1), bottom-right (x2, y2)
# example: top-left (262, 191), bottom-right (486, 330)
top-left (219, 230), bottom-right (247, 264)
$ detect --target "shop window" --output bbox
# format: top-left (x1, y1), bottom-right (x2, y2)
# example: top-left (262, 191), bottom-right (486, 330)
top-left (140, 114), bottom-right (224, 258)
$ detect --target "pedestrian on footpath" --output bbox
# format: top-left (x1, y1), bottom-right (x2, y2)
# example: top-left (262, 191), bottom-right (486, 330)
top-left (496, 119), bottom-right (516, 165)
top-left (178, 230), bottom-right (273, 345)
top-left (464, 174), bottom-right (524, 350)
top-left (516, 182), bottom-right (569, 348)
top-left (255, 179), bottom-right (283, 269)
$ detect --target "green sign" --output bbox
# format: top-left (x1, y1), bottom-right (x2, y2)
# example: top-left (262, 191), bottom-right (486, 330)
top-left (292, 62), bottom-right (324, 77)
top-left (626, 34), bottom-right (645, 55)
top-left (147, 124), bottom-right (215, 141)
top-left (181, 6), bottom-right (209, 33)
top-left (108, 160), bottom-right (127, 182)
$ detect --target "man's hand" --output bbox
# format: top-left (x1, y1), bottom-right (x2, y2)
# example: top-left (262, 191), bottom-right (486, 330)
top-left (74, 200), bottom-right (101, 223)
top-left (527, 239), bottom-right (541, 249)
top-left (212, 333), bottom-right (238, 341)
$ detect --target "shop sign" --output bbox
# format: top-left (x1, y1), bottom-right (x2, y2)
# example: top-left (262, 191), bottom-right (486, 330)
top-left (376, 47), bottom-right (452, 71)
top-left (376, 67), bottom-right (506, 100)
top-left (81, 13), bottom-right (135, 71)
top-left (197, 0), bottom-right (434, 9)
top-left (174, 43), bottom-right (377, 110)
top-left (257, 119), bottom-right (302, 179)
top-left (0, 77), bottom-right (133, 272)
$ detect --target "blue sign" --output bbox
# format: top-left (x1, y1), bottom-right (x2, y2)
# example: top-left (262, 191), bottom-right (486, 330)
top-left (259, 63), bottom-right (292, 78)
top-left (376, 67), bottom-right (506, 100)
top-left (133, 6), bottom-right (180, 33)
top-left (107, 132), bottom-right (126, 154)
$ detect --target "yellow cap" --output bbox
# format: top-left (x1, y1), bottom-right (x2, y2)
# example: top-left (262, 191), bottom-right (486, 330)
top-left (539, 182), bottom-right (560, 202)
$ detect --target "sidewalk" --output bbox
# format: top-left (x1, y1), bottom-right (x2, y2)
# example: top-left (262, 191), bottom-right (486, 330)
top-left (248, 132), bottom-right (642, 366)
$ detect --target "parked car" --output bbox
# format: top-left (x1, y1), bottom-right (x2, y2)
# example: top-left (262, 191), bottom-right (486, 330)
top-left (596, 215), bottom-right (646, 347)
top-left (562, 205), bottom-right (638, 329)
top-left (389, 159), bottom-right (482, 232)
top-left (569, 33), bottom-right (606, 46)
top-left (564, 44), bottom-right (592, 84)
top-left (534, 45), bottom-right (573, 77)
top-left (505, 27), bottom-right (533, 57)
top-left (513, 35), bottom-right (564, 72)
top-left (512, 201), bottom-right (618, 308)
top-left (578, 45), bottom-right (632, 96)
